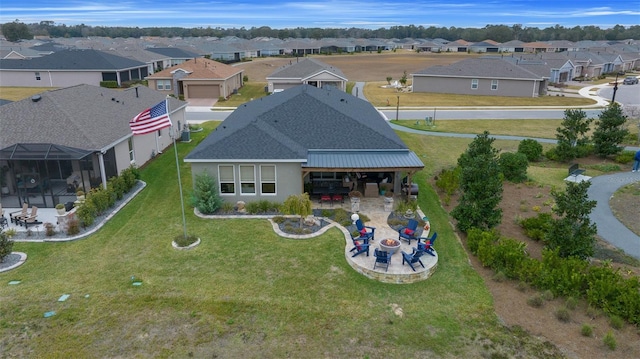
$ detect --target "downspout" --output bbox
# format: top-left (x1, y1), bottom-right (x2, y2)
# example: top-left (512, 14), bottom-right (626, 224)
top-left (98, 152), bottom-right (107, 189)
top-left (48, 71), bottom-right (53, 87)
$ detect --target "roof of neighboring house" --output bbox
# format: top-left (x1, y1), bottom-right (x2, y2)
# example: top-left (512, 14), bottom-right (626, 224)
top-left (0, 49), bottom-right (146, 70)
top-left (412, 57), bottom-right (542, 80)
top-left (0, 84), bottom-right (187, 152)
top-left (144, 47), bottom-right (201, 58)
top-left (266, 58), bottom-right (347, 81)
top-left (147, 57), bottom-right (242, 80)
top-left (185, 84), bottom-right (422, 169)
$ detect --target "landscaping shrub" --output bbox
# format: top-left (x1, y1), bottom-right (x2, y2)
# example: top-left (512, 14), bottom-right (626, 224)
top-left (44, 222), bottom-right (56, 237)
top-left (527, 295), bottom-right (544, 308)
top-left (535, 249), bottom-right (589, 298)
top-left (108, 175), bottom-right (126, 200)
top-left (565, 296), bottom-right (578, 310)
top-left (580, 324), bottom-right (593, 337)
top-left (120, 165), bottom-right (139, 192)
top-left (190, 171), bottom-right (223, 215)
top-left (615, 150), bottom-right (635, 164)
top-left (519, 212), bottom-right (552, 241)
top-left (66, 218), bottom-right (80, 235)
top-left (609, 315), bottom-right (624, 330)
top-left (88, 187), bottom-right (115, 216)
top-left (517, 139), bottom-right (543, 162)
top-left (76, 201), bottom-right (98, 228)
top-left (100, 80), bottom-right (118, 88)
top-left (434, 166), bottom-right (460, 204)
top-left (585, 264), bottom-right (640, 325)
top-left (484, 237), bottom-right (528, 279)
top-left (555, 307), bottom-right (571, 322)
top-left (0, 231), bottom-right (14, 261)
top-left (603, 330), bottom-right (617, 350)
top-left (466, 228), bottom-right (500, 255)
top-left (499, 152), bottom-right (529, 183)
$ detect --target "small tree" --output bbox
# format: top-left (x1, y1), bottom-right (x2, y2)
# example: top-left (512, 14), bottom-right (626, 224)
top-left (399, 70), bottom-right (408, 86)
top-left (499, 152), bottom-right (528, 183)
top-left (386, 76), bottom-right (392, 85)
top-left (0, 231), bottom-right (14, 262)
top-left (190, 171), bottom-right (223, 215)
top-left (545, 181), bottom-right (597, 260)
top-left (451, 131), bottom-right (503, 232)
top-left (517, 138), bottom-right (543, 162)
top-left (281, 193), bottom-right (312, 226)
top-left (555, 109), bottom-right (593, 162)
top-left (593, 103), bottom-right (629, 157)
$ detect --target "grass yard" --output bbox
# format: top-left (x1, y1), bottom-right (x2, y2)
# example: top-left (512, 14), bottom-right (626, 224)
top-left (0, 87), bottom-right (56, 101)
top-left (392, 119), bottom-right (564, 139)
top-left (4, 122), bottom-right (560, 358)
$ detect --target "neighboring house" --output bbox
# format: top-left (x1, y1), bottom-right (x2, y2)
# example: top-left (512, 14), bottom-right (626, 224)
top-left (443, 39), bottom-right (471, 52)
top-left (502, 54), bottom-right (576, 83)
top-left (266, 58), bottom-right (347, 92)
top-left (499, 40), bottom-right (526, 53)
top-left (0, 84), bottom-right (187, 208)
top-left (144, 47), bottom-right (201, 67)
top-left (184, 84), bottom-right (424, 203)
top-left (469, 41), bottom-right (500, 53)
top-left (146, 57), bottom-right (244, 100)
top-left (412, 57), bottom-right (546, 97)
top-left (0, 49), bottom-right (149, 87)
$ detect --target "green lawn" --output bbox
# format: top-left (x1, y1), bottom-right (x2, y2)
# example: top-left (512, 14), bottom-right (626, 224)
top-left (4, 122), bottom-right (563, 357)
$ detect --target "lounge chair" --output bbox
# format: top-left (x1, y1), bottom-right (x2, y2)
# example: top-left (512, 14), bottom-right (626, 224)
top-left (19, 206), bottom-right (41, 228)
top-left (9, 203), bottom-right (29, 224)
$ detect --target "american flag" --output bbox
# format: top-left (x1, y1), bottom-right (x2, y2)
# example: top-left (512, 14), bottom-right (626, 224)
top-left (129, 100), bottom-right (171, 135)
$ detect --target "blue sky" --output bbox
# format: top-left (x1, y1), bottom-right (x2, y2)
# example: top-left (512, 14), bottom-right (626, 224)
top-left (2, 1), bottom-right (639, 29)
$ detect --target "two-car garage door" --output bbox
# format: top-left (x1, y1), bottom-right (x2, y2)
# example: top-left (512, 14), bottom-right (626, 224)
top-left (188, 85), bottom-right (220, 99)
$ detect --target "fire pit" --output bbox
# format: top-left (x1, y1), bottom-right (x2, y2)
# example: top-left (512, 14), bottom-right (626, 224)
top-left (379, 238), bottom-right (401, 255)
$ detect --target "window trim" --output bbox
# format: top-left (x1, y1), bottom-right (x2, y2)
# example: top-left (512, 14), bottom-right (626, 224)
top-left (239, 165), bottom-right (256, 195)
top-left (35, 72), bottom-right (41, 81)
top-left (471, 79), bottom-right (478, 90)
top-left (128, 138), bottom-right (135, 163)
top-left (491, 79), bottom-right (498, 91)
top-left (218, 165), bottom-right (236, 195)
top-left (156, 79), bottom-right (171, 91)
top-left (260, 165), bottom-right (276, 195)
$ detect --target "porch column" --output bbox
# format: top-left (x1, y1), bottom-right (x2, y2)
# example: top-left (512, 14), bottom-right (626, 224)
top-left (98, 152), bottom-right (107, 189)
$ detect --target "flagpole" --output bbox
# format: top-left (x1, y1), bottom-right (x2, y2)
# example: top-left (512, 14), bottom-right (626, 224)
top-left (168, 99), bottom-right (188, 238)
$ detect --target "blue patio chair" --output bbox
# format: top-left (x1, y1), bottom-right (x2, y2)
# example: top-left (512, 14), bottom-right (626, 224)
top-left (373, 248), bottom-right (391, 272)
top-left (398, 219), bottom-right (418, 245)
top-left (401, 248), bottom-right (426, 271)
top-left (417, 232), bottom-right (437, 256)
top-left (349, 234), bottom-right (370, 257)
top-left (356, 219), bottom-right (375, 241)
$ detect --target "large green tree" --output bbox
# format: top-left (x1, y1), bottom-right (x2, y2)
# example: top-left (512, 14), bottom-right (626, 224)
top-left (1, 21), bottom-right (32, 42)
top-left (555, 109), bottom-right (593, 162)
top-left (451, 131), bottom-right (503, 232)
top-left (592, 103), bottom-right (629, 157)
top-left (545, 181), bottom-right (597, 259)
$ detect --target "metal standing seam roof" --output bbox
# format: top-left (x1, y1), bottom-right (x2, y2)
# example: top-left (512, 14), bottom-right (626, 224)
top-left (304, 150), bottom-right (424, 169)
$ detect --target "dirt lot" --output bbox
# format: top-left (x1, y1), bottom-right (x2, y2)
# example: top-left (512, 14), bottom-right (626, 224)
top-left (433, 155), bottom-right (640, 359)
top-left (235, 51), bottom-right (474, 83)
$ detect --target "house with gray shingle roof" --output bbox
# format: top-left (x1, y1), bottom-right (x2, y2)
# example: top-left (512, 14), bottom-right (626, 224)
top-left (0, 49), bottom-right (149, 87)
top-left (184, 84), bottom-right (424, 203)
top-left (0, 84), bottom-right (187, 207)
top-left (412, 57), bottom-right (546, 97)
top-left (266, 58), bottom-right (347, 92)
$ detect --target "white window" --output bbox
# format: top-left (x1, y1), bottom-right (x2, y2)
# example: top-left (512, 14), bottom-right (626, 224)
top-left (239, 165), bottom-right (256, 194)
top-left (35, 72), bottom-right (41, 81)
top-left (128, 138), bottom-right (135, 163)
top-left (260, 165), bottom-right (276, 194)
top-left (471, 79), bottom-right (478, 89)
top-left (219, 165), bottom-right (235, 194)
top-left (156, 79), bottom-right (171, 91)
top-left (491, 79), bottom-right (499, 90)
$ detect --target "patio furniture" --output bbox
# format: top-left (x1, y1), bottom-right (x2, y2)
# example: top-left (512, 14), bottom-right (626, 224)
top-left (364, 182), bottom-right (378, 197)
top-left (401, 248), bottom-right (426, 271)
top-left (418, 232), bottom-right (437, 256)
top-left (398, 219), bottom-right (419, 245)
top-left (356, 219), bottom-right (375, 241)
top-left (373, 248), bottom-right (391, 271)
top-left (331, 194), bottom-right (343, 205)
top-left (319, 194), bottom-right (332, 207)
top-left (349, 234), bottom-right (370, 257)
top-left (18, 206), bottom-right (41, 228)
top-left (9, 203), bottom-right (29, 224)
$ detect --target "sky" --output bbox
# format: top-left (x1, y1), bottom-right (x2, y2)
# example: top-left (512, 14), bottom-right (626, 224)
top-left (1, 1), bottom-right (639, 30)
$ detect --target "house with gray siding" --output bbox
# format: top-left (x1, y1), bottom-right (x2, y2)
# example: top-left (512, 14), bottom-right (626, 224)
top-left (0, 49), bottom-right (149, 87)
top-left (412, 57), bottom-right (546, 97)
top-left (266, 58), bottom-right (347, 92)
top-left (184, 85), bottom-right (424, 203)
top-left (0, 84), bottom-right (187, 208)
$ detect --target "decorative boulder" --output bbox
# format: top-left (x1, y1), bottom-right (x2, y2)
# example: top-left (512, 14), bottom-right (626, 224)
top-left (236, 201), bottom-right (246, 213)
top-left (304, 215), bottom-right (319, 227)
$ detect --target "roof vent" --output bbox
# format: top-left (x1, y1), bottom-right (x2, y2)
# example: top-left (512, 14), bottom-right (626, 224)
top-left (31, 95), bottom-right (41, 102)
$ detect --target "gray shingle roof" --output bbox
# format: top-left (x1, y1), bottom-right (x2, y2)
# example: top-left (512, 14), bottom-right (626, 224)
top-left (267, 58), bottom-right (346, 80)
top-left (412, 57), bottom-right (542, 80)
top-left (0, 84), bottom-right (186, 151)
top-left (185, 84), bottom-right (414, 162)
top-left (145, 47), bottom-right (200, 58)
top-left (0, 49), bottom-right (146, 70)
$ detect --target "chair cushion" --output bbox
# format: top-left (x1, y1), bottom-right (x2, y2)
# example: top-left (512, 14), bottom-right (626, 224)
top-left (404, 228), bottom-right (414, 235)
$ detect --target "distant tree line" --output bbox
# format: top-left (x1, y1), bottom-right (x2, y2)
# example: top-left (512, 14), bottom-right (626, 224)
top-left (2, 20), bottom-right (640, 43)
